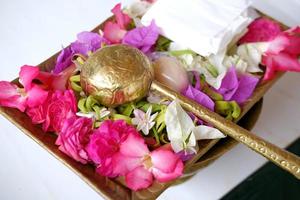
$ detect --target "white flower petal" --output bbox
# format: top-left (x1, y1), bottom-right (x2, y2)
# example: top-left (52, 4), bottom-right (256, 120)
top-left (192, 125), bottom-right (226, 140)
top-left (76, 112), bottom-right (95, 119)
top-left (224, 55), bottom-right (248, 73)
top-left (165, 100), bottom-right (195, 141)
top-left (170, 139), bottom-right (184, 153)
top-left (237, 42), bottom-right (269, 73)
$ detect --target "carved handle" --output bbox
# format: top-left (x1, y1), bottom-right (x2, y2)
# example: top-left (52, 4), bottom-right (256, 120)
top-left (151, 81), bottom-right (300, 179)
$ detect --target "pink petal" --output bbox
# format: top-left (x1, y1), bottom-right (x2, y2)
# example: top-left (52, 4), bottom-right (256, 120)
top-left (125, 166), bottom-right (153, 191)
top-left (96, 157), bottom-right (116, 177)
top-left (150, 148), bottom-right (183, 182)
top-left (0, 81), bottom-right (27, 112)
top-left (150, 148), bottom-right (181, 173)
top-left (103, 21), bottom-right (127, 44)
top-left (37, 65), bottom-right (76, 90)
top-left (262, 52), bottom-right (300, 81)
top-left (19, 65), bottom-right (40, 90)
top-left (119, 132), bottom-right (149, 157)
top-left (282, 27), bottom-right (300, 55)
top-left (26, 84), bottom-right (48, 108)
top-left (267, 35), bottom-right (289, 54)
top-left (151, 160), bottom-right (183, 182)
top-left (111, 3), bottom-right (131, 29)
top-left (26, 105), bottom-right (46, 124)
top-left (111, 152), bottom-right (141, 176)
top-left (239, 18), bottom-right (281, 44)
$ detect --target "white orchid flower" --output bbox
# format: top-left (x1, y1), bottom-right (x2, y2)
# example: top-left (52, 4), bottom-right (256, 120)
top-left (189, 52), bottom-right (227, 89)
top-left (223, 54), bottom-right (248, 73)
top-left (236, 42), bottom-right (269, 73)
top-left (165, 100), bottom-right (225, 154)
top-left (132, 106), bottom-right (158, 135)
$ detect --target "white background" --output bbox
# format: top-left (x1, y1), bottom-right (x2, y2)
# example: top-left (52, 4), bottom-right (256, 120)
top-left (0, 0), bottom-right (299, 200)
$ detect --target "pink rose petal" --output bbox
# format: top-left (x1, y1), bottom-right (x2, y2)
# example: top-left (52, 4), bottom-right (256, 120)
top-left (125, 166), bottom-right (153, 191)
top-left (55, 115), bottom-right (93, 164)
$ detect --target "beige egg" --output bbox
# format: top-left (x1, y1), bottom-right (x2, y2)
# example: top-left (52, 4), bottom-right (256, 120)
top-left (153, 56), bottom-right (189, 92)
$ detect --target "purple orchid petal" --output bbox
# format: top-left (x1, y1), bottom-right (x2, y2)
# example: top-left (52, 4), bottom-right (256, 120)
top-left (176, 150), bottom-right (195, 161)
top-left (231, 74), bottom-right (259, 104)
top-left (122, 20), bottom-right (160, 53)
top-left (52, 46), bottom-right (74, 74)
top-left (71, 31), bottom-right (102, 54)
top-left (182, 85), bottom-right (215, 111)
top-left (217, 66), bottom-right (239, 101)
top-left (53, 31), bottom-right (103, 74)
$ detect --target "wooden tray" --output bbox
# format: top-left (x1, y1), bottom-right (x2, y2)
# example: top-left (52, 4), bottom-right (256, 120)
top-left (0, 14), bottom-right (287, 200)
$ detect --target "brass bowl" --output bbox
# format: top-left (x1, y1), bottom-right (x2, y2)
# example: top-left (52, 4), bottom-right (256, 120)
top-left (80, 45), bottom-right (154, 107)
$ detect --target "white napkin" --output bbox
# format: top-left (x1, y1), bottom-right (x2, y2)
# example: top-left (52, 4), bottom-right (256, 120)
top-left (141, 0), bottom-right (254, 56)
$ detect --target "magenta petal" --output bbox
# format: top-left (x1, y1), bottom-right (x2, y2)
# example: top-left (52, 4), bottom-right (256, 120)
top-left (26, 105), bottom-right (46, 124)
top-left (0, 81), bottom-right (27, 112)
top-left (182, 85), bottom-right (215, 111)
top-left (26, 84), bottom-right (48, 108)
top-left (119, 133), bottom-right (149, 157)
top-left (150, 149), bottom-right (183, 182)
top-left (217, 67), bottom-right (239, 101)
top-left (19, 65), bottom-right (39, 90)
top-left (239, 18), bottom-right (281, 44)
top-left (176, 150), bottom-right (195, 161)
top-left (125, 166), bottom-right (153, 191)
top-left (111, 3), bottom-right (131, 29)
top-left (231, 74), bottom-right (259, 104)
top-left (122, 20), bottom-right (160, 53)
top-left (96, 157), bottom-right (116, 177)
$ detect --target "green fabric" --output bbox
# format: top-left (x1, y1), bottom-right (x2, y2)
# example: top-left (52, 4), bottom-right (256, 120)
top-left (222, 138), bottom-right (300, 200)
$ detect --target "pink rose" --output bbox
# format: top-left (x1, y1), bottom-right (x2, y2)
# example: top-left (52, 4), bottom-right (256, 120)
top-left (86, 120), bottom-right (183, 190)
top-left (26, 89), bottom-right (77, 132)
top-left (55, 115), bottom-right (93, 164)
top-left (86, 120), bottom-right (136, 177)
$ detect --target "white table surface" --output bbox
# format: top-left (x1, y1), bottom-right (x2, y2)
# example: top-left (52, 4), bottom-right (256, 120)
top-left (0, 1), bottom-right (299, 200)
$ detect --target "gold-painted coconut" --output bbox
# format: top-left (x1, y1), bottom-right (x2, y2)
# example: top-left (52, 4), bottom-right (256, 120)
top-left (80, 45), bottom-right (154, 107)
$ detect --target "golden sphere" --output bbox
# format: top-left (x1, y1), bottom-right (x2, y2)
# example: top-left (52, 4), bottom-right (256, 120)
top-left (80, 45), bottom-right (154, 107)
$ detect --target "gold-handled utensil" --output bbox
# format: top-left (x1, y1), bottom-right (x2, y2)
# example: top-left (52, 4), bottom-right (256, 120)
top-left (77, 44), bottom-right (300, 179)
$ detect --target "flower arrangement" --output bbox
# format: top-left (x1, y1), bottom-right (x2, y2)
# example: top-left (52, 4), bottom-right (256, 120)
top-left (1, 1), bottom-right (300, 191)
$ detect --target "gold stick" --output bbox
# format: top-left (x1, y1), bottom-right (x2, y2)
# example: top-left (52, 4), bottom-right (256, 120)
top-left (151, 80), bottom-right (300, 179)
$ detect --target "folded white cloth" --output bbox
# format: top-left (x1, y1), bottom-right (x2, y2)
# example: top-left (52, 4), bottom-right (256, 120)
top-left (142, 0), bottom-right (254, 56)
